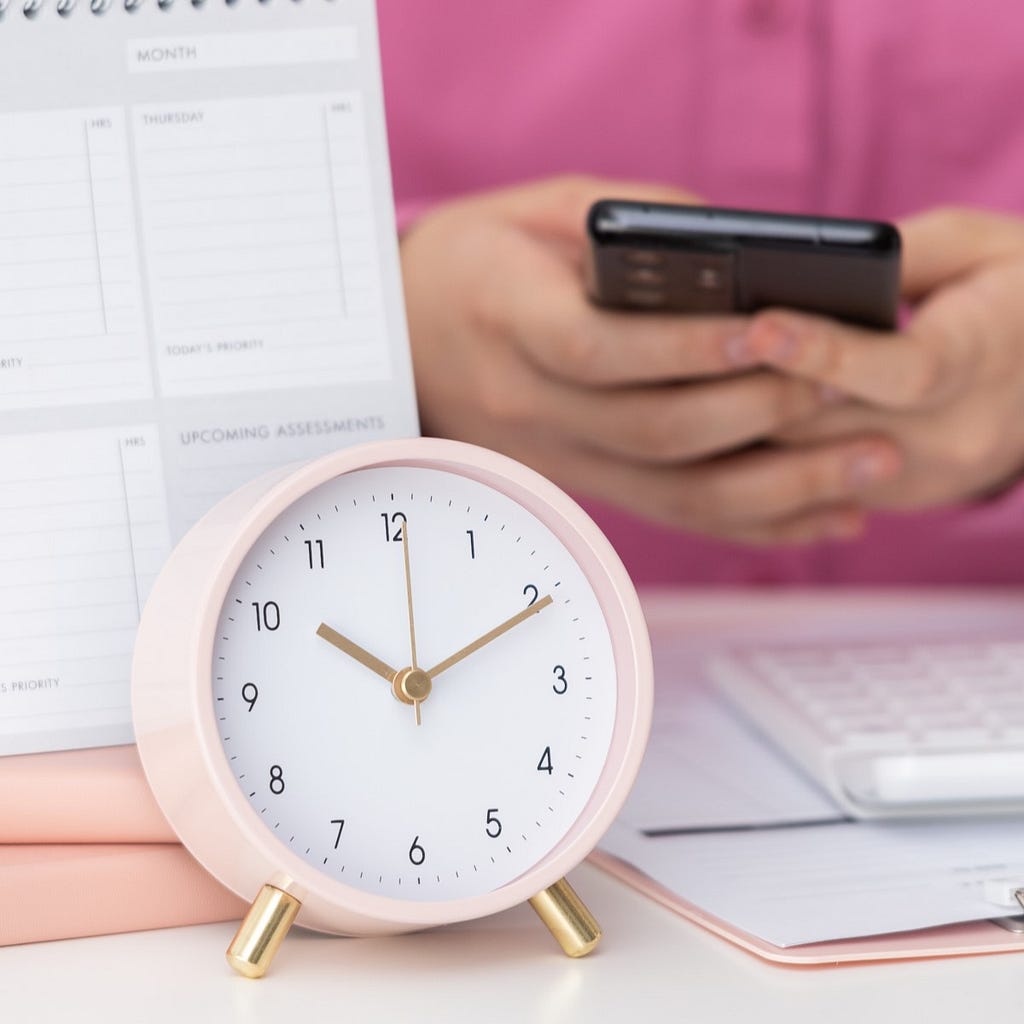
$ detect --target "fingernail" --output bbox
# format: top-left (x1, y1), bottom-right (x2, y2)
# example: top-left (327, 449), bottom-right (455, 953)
top-left (759, 322), bottom-right (800, 363)
top-left (847, 450), bottom-right (896, 489)
top-left (723, 333), bottom-right (753, 366)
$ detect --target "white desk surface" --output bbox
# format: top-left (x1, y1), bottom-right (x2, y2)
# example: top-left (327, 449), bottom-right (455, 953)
top-left (5, 588), bottom-right (1024, 1022)
top-left (3, 861), bottom-right (1022, 1023)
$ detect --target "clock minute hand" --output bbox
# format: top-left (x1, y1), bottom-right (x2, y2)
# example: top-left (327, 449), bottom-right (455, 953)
top-left (316, 623), bottom-right (398, 684)
top-left (426, 594), bottom-right (553, 681)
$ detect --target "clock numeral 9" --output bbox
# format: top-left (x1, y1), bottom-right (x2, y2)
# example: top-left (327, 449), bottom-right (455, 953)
top-left (304, 538), bottom-right (325, 569)
top-left (252, 601), bottom-right (280, 632)
top-left (485, 808), bottom-right (502, 838)
top-left (537, 746), bottom-right (554, 775)
top-left (552, 665), bottom-right (568, 695)
top-left (241, 682), bottom-right (259, 711)
top-left (269, 764), bottom-right (285, 795)
top-left (408, 835), bottom-right (426, 866)
top-left (523, 583), bottom-right (539, 606)
top-left (381, 511), bottom-right (406, 542)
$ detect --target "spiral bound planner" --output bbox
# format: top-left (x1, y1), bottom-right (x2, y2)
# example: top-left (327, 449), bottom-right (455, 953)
top-left (0, 0), bottom-right (419, 756)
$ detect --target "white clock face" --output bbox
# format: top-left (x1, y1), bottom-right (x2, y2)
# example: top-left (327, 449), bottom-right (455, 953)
top-left (211, 464), bottom-right (617, 902)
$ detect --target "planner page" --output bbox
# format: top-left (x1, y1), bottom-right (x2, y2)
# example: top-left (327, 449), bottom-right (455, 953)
top-left (0, 0), bottom-right (418, 755)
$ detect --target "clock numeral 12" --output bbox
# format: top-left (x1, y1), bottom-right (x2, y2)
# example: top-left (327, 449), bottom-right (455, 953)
top-left (381, 511), bottom-right (406, 542)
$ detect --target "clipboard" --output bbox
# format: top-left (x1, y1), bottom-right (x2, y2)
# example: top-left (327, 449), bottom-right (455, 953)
top-left (588, 849), bottom-right (1024, 965)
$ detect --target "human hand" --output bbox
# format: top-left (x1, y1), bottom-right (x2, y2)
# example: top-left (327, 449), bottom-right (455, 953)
top-left (401, 175), bottom-right (896, 545)
top-left (748, 208), bottom-right (1024, 511)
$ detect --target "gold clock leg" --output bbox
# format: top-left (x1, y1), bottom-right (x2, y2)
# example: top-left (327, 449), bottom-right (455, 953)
top-left (528, 877), bottom-right (602, 958)
top-left (225, 884), bottom-right (302, 978)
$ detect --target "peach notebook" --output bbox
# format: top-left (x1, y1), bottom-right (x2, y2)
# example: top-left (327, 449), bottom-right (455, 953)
top-left (0, 746), bottom-right (245, 947)
top-left (589, 850), bottom-right (1024, 965)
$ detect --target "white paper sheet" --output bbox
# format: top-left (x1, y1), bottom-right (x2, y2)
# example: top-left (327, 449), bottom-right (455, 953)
top-left (0, 0), bottom-right (418, 756)
top-left (604, 591), bottom-right (1024, 947)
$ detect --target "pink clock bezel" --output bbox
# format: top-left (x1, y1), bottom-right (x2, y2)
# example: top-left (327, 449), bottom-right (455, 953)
top-left (132, 438), bottom-right (652, 936)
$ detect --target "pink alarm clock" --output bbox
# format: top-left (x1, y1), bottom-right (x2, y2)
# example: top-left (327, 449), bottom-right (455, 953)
top-left (132, 438), bottom-right (652, 977)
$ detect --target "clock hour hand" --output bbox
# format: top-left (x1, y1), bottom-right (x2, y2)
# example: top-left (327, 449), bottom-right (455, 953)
top-left (426, 595), bottom-right (553, 681)
top-left (316, 623), bottom-right (398, 684)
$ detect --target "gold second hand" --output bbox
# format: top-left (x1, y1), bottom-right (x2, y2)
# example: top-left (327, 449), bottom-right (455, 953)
top-left (401, 519), bottom-right (422, 725)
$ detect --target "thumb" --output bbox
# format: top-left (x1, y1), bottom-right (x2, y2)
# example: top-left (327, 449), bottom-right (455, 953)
top-left (899, 206), bottom-right (1024, 301)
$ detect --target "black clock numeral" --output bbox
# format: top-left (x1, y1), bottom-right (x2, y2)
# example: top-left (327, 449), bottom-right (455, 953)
top-left (466, 529), bottom-right (476, 560)
top-left (552, 665), bottom-right (568, 695)
top-left (523, 583), bottom-right (539, 607)
top-left (330, 818), bottom-right (345, 849)
top-left (304, 538), bottom-right (325, 569)
top-left (485, 808), bottom-right (502, 838)
top-left (269, 764), bottom-right (285, 794)
top-left (381, 511), bottom-right (407, 542)
top-left (408, 835), bottom-right (426, 866)
top-left (241, 682), bottom-right (259, 711)
top-left (537, 746), bottom-right (554, 775)
top-left (252, 601), bottom-right (280, 632)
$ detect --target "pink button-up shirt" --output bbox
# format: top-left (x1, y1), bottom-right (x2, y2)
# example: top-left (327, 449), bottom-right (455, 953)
top-left (377, 0), bottom-right (1024, 586)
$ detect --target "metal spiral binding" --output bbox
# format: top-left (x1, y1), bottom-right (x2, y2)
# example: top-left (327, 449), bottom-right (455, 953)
top-left (0, 0), bottom-right (314, 19)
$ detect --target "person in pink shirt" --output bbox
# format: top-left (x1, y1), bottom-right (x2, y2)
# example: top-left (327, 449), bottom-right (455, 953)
top-left (377, 0), bottom-right (1024, 586)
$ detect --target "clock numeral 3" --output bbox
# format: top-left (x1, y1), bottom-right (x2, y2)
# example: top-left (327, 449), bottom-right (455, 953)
top-left (241, 681), bottom-right (259, 711)
top-left (252, 601), bottom-right (280, 632)
top-left (408, 835), bottom-right (426, 866)
top-left (537, 746), bottom-right (554, 775)
top-left (552, 665), bottom-right (568, 695)
top-left (485, 808), bottom-right (502, 838)
top-left (269, 764), bottom-right (285, 794)
top-left (380, 511), bottom-right (406, 542)
top-left (523, 583), bottom-right (539, 606)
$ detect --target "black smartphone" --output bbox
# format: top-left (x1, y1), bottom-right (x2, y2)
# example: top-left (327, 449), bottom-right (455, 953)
top-left (585, 200), bottom-right (901, 329)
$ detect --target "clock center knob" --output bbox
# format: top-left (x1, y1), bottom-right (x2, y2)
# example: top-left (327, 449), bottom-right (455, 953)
top-left (393, 667), bottom-right (432, 706)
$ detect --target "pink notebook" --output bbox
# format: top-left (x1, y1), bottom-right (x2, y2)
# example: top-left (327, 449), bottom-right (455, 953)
top-left (0, 746), bottom-right (245, 947)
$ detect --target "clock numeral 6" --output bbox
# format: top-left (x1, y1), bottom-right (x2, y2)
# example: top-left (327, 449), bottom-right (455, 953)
top-left (485, 808), bottom-right (502, 838)
top-left (408, 835), bottom-right (426, 866)
top-left (537, 746), bottom-right (554, 775)
top-left (241, 682), bottom-right (259, 711)
top-left (269, 764), bottom-right (285, 794)
top-left (381, 511), bottom-right (406, 542)
top-left (252, 601), bottom-right (280, 632)
top-left (552, 665), bottom-right (568, 695)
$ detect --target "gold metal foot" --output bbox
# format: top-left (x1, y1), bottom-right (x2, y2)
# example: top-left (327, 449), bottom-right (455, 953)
top-left (528, 877), bottom-right (601, 957)
top-left (225, 884), bottom-right (301, 978)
